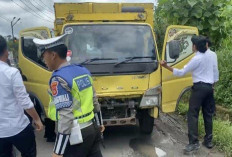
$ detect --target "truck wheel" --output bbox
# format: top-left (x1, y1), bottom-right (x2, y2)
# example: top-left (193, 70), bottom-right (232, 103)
top-left (138, 109), bottom-right (154, 134)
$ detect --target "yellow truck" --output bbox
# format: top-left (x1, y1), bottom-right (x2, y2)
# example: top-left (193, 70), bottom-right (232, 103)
top-left (18, 2), bottom-right (198, 134)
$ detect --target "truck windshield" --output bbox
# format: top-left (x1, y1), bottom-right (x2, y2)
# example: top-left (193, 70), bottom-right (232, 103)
top-left (64, 24), bottom-right (156, 64)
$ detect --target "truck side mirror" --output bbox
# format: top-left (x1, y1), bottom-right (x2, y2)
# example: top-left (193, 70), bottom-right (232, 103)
top-left (168, 40), bottom-right (181, 60)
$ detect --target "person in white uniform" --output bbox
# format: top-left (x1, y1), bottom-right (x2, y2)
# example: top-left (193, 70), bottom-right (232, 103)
top-left (0, 35), bottom-right (43, 157)
top-left (160, 35), bottom-right (219, 154)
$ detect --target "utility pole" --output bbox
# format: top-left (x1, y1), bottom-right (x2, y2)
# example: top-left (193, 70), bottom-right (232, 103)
top-left (11, 17), bottom-right (21, 42)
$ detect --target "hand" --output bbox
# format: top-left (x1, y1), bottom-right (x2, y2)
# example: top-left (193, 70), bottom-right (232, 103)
top-left (52, 153), bottom-right (63, 157)
top-left (100, 125), bottom-right (105, 133)
top-left (34, 119), bottom-right (43, 131)
top-left (160, 60), bottom-right (168, 68)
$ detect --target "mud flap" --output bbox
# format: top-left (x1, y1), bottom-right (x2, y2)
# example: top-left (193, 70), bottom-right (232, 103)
top-left (149, 107), bottom-right (159, 118)
top-left (138, 109), bottom-right (154, 134)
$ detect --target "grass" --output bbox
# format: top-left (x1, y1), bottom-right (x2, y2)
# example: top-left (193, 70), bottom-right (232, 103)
top-left (214, 49), bottom-right (232, 109)
top-left (212, 119), bottom-right (232, 156)
top-left (177, 92), bottom-right (232, 156)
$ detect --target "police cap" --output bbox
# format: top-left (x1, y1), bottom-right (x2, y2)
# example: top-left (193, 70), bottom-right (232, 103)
top-left (33, 34), bottom-right (67, 58)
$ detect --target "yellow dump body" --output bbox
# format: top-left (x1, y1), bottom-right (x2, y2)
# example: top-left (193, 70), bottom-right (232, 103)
top-left (54, 3), bottom-right (154, 36)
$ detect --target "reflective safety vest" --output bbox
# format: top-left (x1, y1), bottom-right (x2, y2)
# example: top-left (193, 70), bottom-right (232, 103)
top-left (48, 74), bottom-right (94, 124)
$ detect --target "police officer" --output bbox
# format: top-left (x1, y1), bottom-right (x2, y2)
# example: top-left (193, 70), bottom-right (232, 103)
top-left (33, 34), bottom-right (103, 157)
top-left (160, 36), bottom-right (219, 154)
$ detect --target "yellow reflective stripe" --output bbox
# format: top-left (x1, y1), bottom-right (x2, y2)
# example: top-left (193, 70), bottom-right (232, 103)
top-left (48, 94), bottom-right (57, 121)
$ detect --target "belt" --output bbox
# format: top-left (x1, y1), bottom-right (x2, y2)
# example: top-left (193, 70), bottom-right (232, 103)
top-left (79, 121), bottom-right (93, 130)
top-left (75, 111), bottom-right (92, 119)
top-left (194, 81), bottom-right (213, 86)
top-left (75, 111), bottom-right (93, 129)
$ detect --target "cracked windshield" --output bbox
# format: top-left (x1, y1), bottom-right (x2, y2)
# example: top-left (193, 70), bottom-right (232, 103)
top-left (64, 25), bottom-right (156, 64)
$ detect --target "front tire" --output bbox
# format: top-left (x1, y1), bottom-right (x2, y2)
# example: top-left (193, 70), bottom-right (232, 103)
top-left (138, 109), bottom-right (154, 134)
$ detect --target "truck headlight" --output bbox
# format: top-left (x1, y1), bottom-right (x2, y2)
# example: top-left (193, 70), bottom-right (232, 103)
top-left (139, 85), bottom-right (161, 108)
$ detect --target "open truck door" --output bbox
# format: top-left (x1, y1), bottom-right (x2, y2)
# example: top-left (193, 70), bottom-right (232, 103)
top-left (161, 25), bottom-right (198, 113)
top-left (18, 27), bottom-right (52, 117)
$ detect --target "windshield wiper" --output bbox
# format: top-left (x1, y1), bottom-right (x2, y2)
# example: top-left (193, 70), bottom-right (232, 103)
top-left (114, 56), bottom-right (157, 67)
top-left (80, 58), bottom-right (117, 65)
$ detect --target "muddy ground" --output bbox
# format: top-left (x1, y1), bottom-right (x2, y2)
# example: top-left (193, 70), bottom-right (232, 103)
top-left (16, 113), bottom-right (225, 157)
top-left (102, 113), bottom-right (224, 157)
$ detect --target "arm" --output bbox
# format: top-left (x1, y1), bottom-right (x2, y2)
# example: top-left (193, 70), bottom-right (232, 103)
top-left (51, 77), bottom-right (73, 156)
top-left (12, 70), bottom-right (43, 131)
top-left (160, 61), bottom-right (173, 72)
top-left (12, 70), bottom-right (35, 109)
top-left (93, 87), bottom-right (101, 113)
top-left (213, 54), bottom-right (219, 83)
top-left (94, 111), bottom-right (105, 133)
top-left (93, 88), bottom-right (105, 133)
top-left (160, 56), bottom-right (199, 77)
top-left (25, 108), bottom-right (43, 131)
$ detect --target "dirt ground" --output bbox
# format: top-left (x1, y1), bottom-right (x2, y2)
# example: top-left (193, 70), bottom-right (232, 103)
top-left (15, 113), bottom-right (225, 157)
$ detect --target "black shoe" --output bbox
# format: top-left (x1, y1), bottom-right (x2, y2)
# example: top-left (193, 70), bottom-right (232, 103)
top-left (46, 136), bottom-right (56, 142)
top-left (202, 141), bottom-right (214, 149)
top-left (184, 143), bottom-right (200, 154)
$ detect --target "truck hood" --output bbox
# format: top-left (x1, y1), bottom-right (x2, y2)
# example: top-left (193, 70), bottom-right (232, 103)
top-left (92, 74), bottom-right (149, 97)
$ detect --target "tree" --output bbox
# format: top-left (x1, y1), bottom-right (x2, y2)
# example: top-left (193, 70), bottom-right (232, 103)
top-left (154, 0), bottom-right (230, 50)
top-left (220, 1), bottom-right (232, 47)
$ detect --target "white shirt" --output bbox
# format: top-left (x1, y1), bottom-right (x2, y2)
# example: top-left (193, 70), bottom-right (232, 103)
top-left (173, 49), bottom-right (219, 84)
top-left (0, 60), bottom-right (34, 138)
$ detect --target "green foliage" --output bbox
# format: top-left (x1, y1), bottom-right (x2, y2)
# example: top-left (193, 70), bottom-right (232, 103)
top-left (153, 10), bottom-right (168, 54)
top-left (177, 90), bottom-right (191, 115)
top-left (154, 0), bottom-right (230, 51)
top-left (198, 115), bottom-right (205, 138)
top-left (177, 102), bottom-right (188, 115)
top-left (213, 2), bottom-right (232, 108)
top-left (213, 120), bottom-right (232, 156)
top-left (221, 1), bottom-right (232, 36)
top-left (198, 116), bottom-right (232, 156)
top-left (177, 102), bottom-right (232, 156)
top-left (214, 40), bottom-right (232, 108)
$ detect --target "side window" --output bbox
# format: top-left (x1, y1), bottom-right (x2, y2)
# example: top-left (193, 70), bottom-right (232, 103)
top-left (22, 36), bottom-right (46, 68)
top-left (165, 28), bottom-right (194, 66)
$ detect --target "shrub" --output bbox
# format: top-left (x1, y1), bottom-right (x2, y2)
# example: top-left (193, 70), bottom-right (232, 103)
top-left (214, 40), bottom-right (232, 109)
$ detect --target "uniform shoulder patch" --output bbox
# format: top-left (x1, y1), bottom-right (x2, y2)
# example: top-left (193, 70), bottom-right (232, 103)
top-left (75, 76), bottom-right (91, 91)
top-left (51, 81), bottom-right (59, 96)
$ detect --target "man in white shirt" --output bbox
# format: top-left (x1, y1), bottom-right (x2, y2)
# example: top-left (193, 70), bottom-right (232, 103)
top-left (0, 35), bottom-right (43, 157)
top-left (160, 36), bottom-right (219, 154)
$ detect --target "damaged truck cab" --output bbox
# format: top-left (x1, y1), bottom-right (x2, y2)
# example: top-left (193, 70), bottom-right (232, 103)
top-left (18, 2), bottom-right (198, 134)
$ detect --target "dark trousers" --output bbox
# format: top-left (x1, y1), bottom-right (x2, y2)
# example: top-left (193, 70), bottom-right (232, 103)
top-left (64, 122), bottom-right (102, 157)
top-left (188, 83), bottom-right (215, 144)
top-left (44, 118), bottom-right (56, 138)
top-left (0, 124), bottom-right (36, 157)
